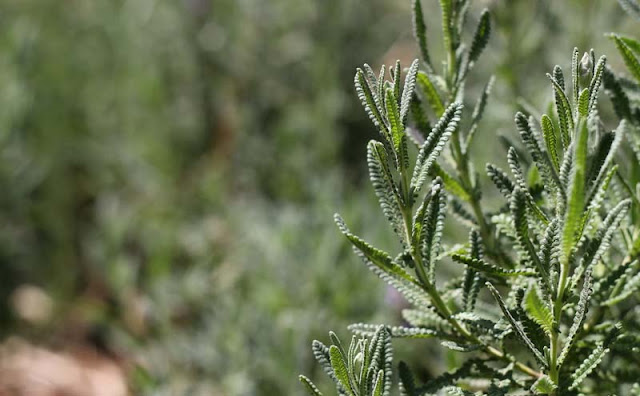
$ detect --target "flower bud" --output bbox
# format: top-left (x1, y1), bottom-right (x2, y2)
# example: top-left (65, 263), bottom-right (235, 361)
top-left (579, 52), bottom-right (593, 87)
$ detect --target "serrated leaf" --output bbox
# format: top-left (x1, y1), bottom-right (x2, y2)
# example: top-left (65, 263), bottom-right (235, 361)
top-left (368, 141), bottom-right (406, 241)
top-left (511, 188), bottom-right (547, 277)
top-left (416, 71), bottom-right (445, 117)
top-left (419, 179), bottom-right (447, 282)
top-left (445, 386), bottom-right (472, 396)
top-left (410, 102), bottom-right (462, 196)
top-left (401, 59), bottom-right (420, 124)
top-left (525, 285), bottom-right (554, 335)
top-left (468, 9), bottom-right (491, 65)
top-left (541, 114), bottom-right (560, 171)
top-left (612, 34), bottom-right (640, 83)
top-left (588, 55), bottom-right (606, 113)
top-left (312, 340), bottom-right (343, 392)
top-left (431, 162), bottom-right (471, 202)
top-left (569, 343), bottom-right (610, 390)
top-left (602, 269), bottom-right (640, 306)
top-left (548, 71), bottom-right (574, 130)
top-left (450, 198), bottom-right (478, 227)
top-left (559, 266), bottom-right (594, 366)
top-left (386, 87), bottom-right (409, 173)
top-left (580, 199), bottom-right (631, 272)
top-left (402, 308), bottom-right (453, 332)
top-left (372, 370), bottom-right (384, 396)
top-left (586, 120), bottom-right (626, 207)
top-left (486, 282), bottom-right (547, 366)
top-left (531, 375), bottom-right (557, 394)
top-left (538, 219), bottom-right (558, 299)
top-left (560, 118), bottom-right (588, 273)
top-left (549, 69), bottom-right (572, 148)
top-left (329, 345), bottom-right (354, 395)
top-left (452, 254), bottom-right (534, 277)
top-left (453, 312), bottom-right (500, 337)
top-left (356, 68), bottom-right (387, 133)
top-left (408, 94), bottom-right (432, 145)
top-left (514, 112), bottom-right (562, 195)
top-left (349, 323), bottom-right (438, 339)
top-left (441, 340), bottom-right (482, 352)
top-left (398, 361), bottom-right (416, 396)
top-left (616, 34), bottom-right (640, 55)
top-left (299, 375), bottom-right (324, 396)
top-left (603, 66), bottom-right (632, 120)
top-left (412, 0), bottom-right (432, 69)
top-left (559, 145), bottom-right (573, 188)
top-left (369, 326), bottom-right (393, 396)
top-left (392, 61), bottom-right (402, 105)
top-left (462, 230), bottom-right (483, 312)
top-left (486, 163), bottom-right (515, 198)
top-left (335, 214), bottom-right (419, 286)
top-left (440, 0), bottom-right (454, 73)
top-left (506, 148), bottom-right (549, 224)
top-left (571, 47), bottom-right (580, 108)
top-left (578, 87), bottom-right (590, 117)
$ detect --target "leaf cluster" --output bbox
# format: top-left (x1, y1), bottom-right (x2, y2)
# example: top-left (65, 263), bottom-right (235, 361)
top-left (301, 0), bottom-right (640, 395)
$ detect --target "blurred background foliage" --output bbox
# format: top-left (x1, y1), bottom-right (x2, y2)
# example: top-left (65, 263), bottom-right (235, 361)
top-left (0, 0), bottom-right (636, 394)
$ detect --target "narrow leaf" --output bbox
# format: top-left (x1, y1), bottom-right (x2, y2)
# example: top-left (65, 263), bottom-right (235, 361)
top-left (416, 71), bottom-right (445, 117)
top-left (468, 9), bottom-right (491, 65)
top-left (368, 141), bottom-right (406, 240)
top-left (587, 55), bottom-right (606, 113)
top-left (335, 214), bottom-right (419, 285)
top-left (486, 163), bottom-right (515, 198)
top-left (571, 47), bottom-right (580, 108)
top-left (569, 343), bottom-right (610, 390)
top-left (525, 285), bottom-right (554, 335)
top-left (578, 87), bottom-right (590, 117)
top-left (532, 375), bottom-right (557, 395)
top-left (372, 370), bottom-right (385, 396)
top-left (412, 0), bottom-right (432, 68)
top-left (560, 118), bottom-right (588, 270)
top-left (411, 102), bottom-right (462, 196)
top-left (431, 162), bottom-right (470, 201)
top-left (541, 114), bottom-right (560, 171)
top-left (356, 68), bottom-right (387, 133)
top-left (612, 34), bottom-right (640, 83)
top-left (486, 282), bottom-right (547, 366)
top-left (329, 346), bottom-right (355, 395)
top-left (559, 267), bottom-right (594, 366)
top-left (453, 254), bottom-right (535, 277)
top-left (299, 375), bottom-right (324, 396)
top-left (401, 59), bottom-right (421, 124)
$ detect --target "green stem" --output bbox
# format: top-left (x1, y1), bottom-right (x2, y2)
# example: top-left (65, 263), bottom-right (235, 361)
top-left (550, 252), bottom-right (572, 389)
top-left (399, 198), bottom-right (541, 380)
top-left (549, 332), bottom-right (559, 384)
top-left (427, 278), bottom-right (542, 379)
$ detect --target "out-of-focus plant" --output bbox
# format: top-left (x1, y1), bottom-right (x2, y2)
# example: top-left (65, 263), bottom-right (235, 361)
top-left (301, 0), bottom-right (640, 394)
top-left (0, 0), bottom-right (409, 394)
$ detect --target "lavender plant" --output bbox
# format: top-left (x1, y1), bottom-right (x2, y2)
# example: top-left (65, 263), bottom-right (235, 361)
top-left (300, 0), bottom-right (640, 394)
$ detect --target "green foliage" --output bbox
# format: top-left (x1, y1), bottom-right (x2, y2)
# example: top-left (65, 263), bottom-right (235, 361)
top-left (301, 327), bottom-right (393, 396)
top-left (569, 342), bottom-right (610, 390)
top-left (302, 1), bottom-right (640, 395)
top-left (524, 285), bottom-right (554, 336)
